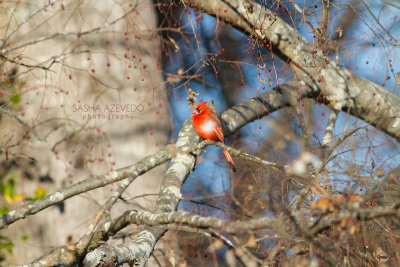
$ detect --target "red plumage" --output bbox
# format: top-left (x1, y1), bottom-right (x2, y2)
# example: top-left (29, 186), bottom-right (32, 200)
top-left (192, 102), bottom-right (236, 172)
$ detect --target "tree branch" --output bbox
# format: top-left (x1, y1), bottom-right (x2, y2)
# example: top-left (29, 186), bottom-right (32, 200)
top-left (0, 146), bottom-right (172, 230)
top-left (183, 0), bottom-right (400, 140)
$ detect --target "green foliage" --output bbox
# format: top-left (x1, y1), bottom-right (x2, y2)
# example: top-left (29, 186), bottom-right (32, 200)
top-left (0, 174), bottom-right (23, 204)
top-left (34, 187), bottom-right (47, 200)
top-left (3, 181), bottom-right (14, 201)
top-left (0, 79), bottom-right (14, 87)
top-left (25, 186), bottom-right (47, 201)
top-left (9, 92), bottom-right (21, 106)
top-left (0, 78), bottom-right (25, 106)
top-left (0, 205), bottom-right (8, 216)
top-left (21, 235), bottom-right (28, 242)
top-left (0, 235), bottom-right (13, 262)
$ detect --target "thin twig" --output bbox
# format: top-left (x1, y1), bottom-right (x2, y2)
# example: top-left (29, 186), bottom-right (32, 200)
top-left (360, 0), bottom-right (400, 45)
top-left (0, 106), bottom-right (45, 143)
top-left (1, 5), bottom-right (138, 54)
top-left (1, 0), bottom-right (62, 49)
top-left (0, 145), bottom-right (173, 230)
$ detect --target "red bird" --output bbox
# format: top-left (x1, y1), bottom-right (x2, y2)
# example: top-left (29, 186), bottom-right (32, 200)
top-left (192, 102), bottom-right (236, 172)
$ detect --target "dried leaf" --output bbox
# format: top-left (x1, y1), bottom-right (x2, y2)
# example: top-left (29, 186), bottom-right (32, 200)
top-left (167, 74), bottom-right (181, 84)
top-left (246, 234), bottom-right (257, 248)
top-left (373, 246), bottom-right (389, 263)
top-left (65, 234), bottom-right (73, 245)
top-left (335, 26), bottom-right (343, 38)
top-left (310, 197), bottom-right (338, 214)
top-left (168, 248), bottom-right (176, 266)
top-left (310, 183), bottom-right (329, 196)
top-left (168, 37), bottom-right (180, 51)
top-left (234, 247), bottom-right (244, 257)
top-left (209, 239), bottom-right (224, 251)
top-left (346, 194), bottom-right (362, 204)
top-left (395, 72), bottom-right (400, 85)
top-left (176, 257), bottom-right (187, 267)
top-left (340, 216), bottom-right (360, 234)
top-left (376, 168), bottom-right (385, 177)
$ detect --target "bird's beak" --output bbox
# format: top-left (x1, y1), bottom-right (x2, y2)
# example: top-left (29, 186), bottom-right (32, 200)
top-left (192, 110), bottom-right (198, 115)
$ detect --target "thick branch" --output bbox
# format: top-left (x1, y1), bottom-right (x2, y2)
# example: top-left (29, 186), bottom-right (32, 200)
top-left (0, 146), bottom-right (172, 230)
top-left (117, 210), bottom-right (275, 234)
top-left (21, 1), bottom-right (400, 265)
top-left (183, 0), bottom-right (400, 140)
top-left (83, 119), bottom-right (200, 266)
top-left (82, 79), bottom-right (309, 266)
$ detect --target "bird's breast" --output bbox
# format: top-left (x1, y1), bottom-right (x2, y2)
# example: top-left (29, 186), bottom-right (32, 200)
top-left (193, 115), bottom-right (219, 141)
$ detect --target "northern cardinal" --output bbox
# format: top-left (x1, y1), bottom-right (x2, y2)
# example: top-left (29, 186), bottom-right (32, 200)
top-left (192, 102), bottom-right (236, 172)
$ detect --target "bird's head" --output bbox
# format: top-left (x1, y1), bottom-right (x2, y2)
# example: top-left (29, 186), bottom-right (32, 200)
top-left (192, 101), bottom-right (208, 115)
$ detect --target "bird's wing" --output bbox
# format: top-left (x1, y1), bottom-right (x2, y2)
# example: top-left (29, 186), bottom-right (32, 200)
top-left (206, 112), bottom-right (224, 143)
top-left (213, 125), bottom-right (224, 143)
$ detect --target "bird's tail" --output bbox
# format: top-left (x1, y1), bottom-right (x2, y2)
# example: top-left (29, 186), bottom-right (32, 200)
top-left (223, 150), bottom-right (236, 172)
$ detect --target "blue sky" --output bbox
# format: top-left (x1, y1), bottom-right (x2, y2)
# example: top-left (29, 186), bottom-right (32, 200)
top-left (165, 0), bottom-right (400, 210)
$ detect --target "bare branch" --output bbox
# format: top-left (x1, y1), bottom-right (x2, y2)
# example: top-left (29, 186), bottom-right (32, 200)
top-left (0, 0), bottom-right (62, 48)
top-left (183, 0), bottom-right (400, 140)
top-left (380, 0), bottom-right (400, 9)
top-left (309, 204), bottom-right (400, 235)
top-left (1, 5), bottom-right (138, 54)
top-left (0, 146), bottom-right (173, 230)
top-left (0, 106), bottom-right (45, 143)
top-left (322, 109), bottom-right (338, 147)
top-left (114, 210), bottom-right (275, 234)
top-left (360, 0), bottom-right (400, 45)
